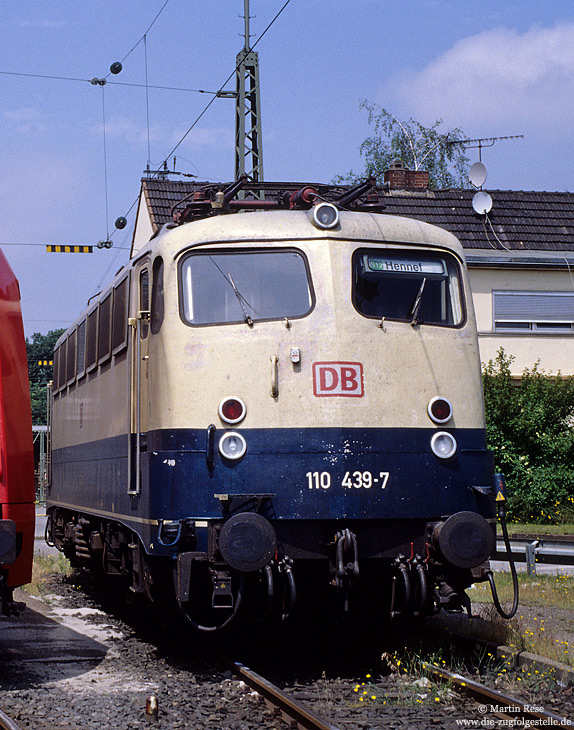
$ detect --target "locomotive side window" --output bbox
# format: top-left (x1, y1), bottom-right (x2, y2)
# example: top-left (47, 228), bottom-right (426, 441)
top-left (179, 249), bottom-right (313, 326)
top-left (86, 308), bottom-right (98, 372)
top-left (66, 330), bottom-right (77, 385)
top-left (98, 292), bottom-right (112, 364)
top-left (112, 276), bottom-right (129, 353)
top-left (52, 346), bottom-right (60, 393)
top-left (352, 250), bottom-right (464, 327)
top-left (58, 341), bottom-right (67, 390)
top-left (76, 319), bottom-right (86, 378)
top-left (150, 257), bottom-right (164, 335)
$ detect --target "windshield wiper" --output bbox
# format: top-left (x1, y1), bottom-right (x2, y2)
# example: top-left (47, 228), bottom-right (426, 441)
top-left (228, 273), bottom-right (253, 327)
top-left (208, 256), bottom-right (254, 327)
top-left (408, 277), bottom-right (427, 326)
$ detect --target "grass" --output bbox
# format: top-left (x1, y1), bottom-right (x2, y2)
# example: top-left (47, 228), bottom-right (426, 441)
top-left (349, 656), bottom-right (453, 709)
top-left (501, 522), bottom-right (574, 536)
top-left (468, 571), bottom-right (574, 611)
top-left (464, 575), bottom-right (574, 667)
top-left (21, 551), bottom-right (72, 599)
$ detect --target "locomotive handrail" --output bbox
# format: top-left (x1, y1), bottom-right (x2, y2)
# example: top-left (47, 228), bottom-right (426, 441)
top-left (270, 355), bottom-right (279, 398)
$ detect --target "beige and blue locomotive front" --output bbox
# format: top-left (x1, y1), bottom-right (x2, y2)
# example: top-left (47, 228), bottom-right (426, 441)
top-left (142, 210), bottom-right (492, 566)
top-left (50, 208), bottom-right (495, 577)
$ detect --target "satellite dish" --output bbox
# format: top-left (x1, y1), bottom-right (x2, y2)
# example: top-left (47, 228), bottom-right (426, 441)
top-left (472, 191), bottom-right (493, 215)
top-left (469, 161), bottom-right (487, 188)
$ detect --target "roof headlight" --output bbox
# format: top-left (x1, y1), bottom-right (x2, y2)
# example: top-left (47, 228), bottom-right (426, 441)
top-left (430, 431), bottom-right (457, 460)
top-left (310, 202), bottom-right (339, 230)
top-left (218, 431), bottom-right (247, 460)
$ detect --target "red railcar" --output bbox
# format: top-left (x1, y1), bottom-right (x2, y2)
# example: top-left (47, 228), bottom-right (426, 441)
top-left (0, 247), bottom-right (35, 614)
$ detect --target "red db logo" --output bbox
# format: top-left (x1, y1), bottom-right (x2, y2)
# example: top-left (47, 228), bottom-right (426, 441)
top-left (313, 362), bottom-right (364, 398)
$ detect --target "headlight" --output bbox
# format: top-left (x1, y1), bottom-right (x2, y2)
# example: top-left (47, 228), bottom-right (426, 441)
top-left (218, 431), bottom-right (247, 460)
top-left (310, 202), bottom-right (339, 230)
top-left (430, 431), bottom-right (457, 460)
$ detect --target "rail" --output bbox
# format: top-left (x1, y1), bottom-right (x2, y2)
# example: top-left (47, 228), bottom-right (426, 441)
top-left (231, 662), bottom-right (342, 730)
top-left (425, 663), bottom-right (572, 726)
top-left (495, 534), bottom-right (574, 575)
top-left (0, 709), bottom-right (22, 730)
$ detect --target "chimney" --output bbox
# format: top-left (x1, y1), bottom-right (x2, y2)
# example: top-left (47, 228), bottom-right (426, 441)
top-left (384, 159), bottom-right (429, 191)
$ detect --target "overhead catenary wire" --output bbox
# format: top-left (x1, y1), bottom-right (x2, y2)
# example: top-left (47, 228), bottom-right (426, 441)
top-left (3, 0), bottom-right (295, 280)
top-left (144, 35), bottom-right (152, 168)
top-left (109, 0), bottom-right (172, 76)
top-left (161, 0), bottom-right (294, 165)
top-left (0, 71), bottom-right (221, 94)
top-left (0, 242), bottom-right (131, 249)
top-left (100, 86), bottom-right (110, 242)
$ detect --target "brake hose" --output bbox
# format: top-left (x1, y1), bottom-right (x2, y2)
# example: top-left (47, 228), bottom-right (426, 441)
top-left (486, 484), bottom-right (519, 620)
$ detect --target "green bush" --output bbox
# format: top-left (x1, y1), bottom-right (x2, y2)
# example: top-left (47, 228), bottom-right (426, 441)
top-left (482, 349), bottom-right (574, 523)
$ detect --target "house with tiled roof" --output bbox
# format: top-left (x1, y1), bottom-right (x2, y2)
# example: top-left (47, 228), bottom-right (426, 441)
top-left (132, 168), bottom-right (574, 375)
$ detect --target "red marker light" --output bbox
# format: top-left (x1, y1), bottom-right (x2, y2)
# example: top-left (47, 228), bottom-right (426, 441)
top-left (219, 397), bottom-right (246, 425)
top-left (428, 396), bottom-right (453, 424)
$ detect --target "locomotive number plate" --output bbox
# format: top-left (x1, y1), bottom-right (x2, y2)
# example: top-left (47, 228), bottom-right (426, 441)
top-left (306, 470), bottom-right (389, 490)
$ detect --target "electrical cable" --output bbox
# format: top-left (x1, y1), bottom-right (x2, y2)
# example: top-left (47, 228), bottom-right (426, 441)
top-left (482, 218), bottom-right (498, 251)
top-left (161, 0), bottom-right (294, 165)
top-left (0, 71), bottom-right (217, 94)
top-left (109, 0), bottom-right (172, 75)
top-left (144, 35), bottom-right (151, 168)
top-left (484, 211), bottom-right (510, 251)
top-left (100, 86), bottom-right (110, 242)
top-left (0, 242), bottom-right (131, 249)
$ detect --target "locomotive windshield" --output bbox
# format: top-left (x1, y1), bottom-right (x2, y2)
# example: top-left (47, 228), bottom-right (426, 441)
top-left (180, 249), bottom-right (314, 326)
top-left (352, 249), bottom-right (464, 326)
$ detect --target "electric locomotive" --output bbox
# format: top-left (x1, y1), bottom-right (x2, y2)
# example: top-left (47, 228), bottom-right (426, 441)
top-left (0, 247), bottom-right (35, 615)
top-left (47, 178), bottom-right (498, 630)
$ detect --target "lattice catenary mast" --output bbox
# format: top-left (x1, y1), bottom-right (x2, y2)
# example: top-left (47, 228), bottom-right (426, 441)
top-left (234, 0), bottom-right (263, 185)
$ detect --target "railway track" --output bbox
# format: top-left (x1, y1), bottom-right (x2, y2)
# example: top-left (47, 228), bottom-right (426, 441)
top-left (232, 658), bottom-right (573, 729)
top-left (424, 663), bottom-right (572, 727)
top-left (2, 572), bottom-right (572, 729)
top-left (0, 708), bottom-right (22, 730)
top-left (231, 661), bottom-right (342, 730)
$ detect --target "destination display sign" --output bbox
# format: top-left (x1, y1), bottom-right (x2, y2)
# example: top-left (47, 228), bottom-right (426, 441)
top-left (366, 256), bottom-right (445, 275)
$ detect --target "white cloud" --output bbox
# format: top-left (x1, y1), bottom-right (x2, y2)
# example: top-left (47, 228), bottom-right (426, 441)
top-left (3, 107), bottom-right (46, 134)
top-left (170, 127), bottom-right (233, 150)
top-left (89, 117), bottom-right (164, 145)
top-left (388, 23), bottom-right (574, 131)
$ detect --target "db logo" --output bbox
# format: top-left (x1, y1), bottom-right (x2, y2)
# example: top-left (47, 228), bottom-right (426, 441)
top-left (313, 362), bottom-right (364, 398)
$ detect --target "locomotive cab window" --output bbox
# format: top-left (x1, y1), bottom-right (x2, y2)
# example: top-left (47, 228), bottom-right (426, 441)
top-left (179, 249), bottom-right (314, 326)
top-left (352, 249), bottom-right (464, 327)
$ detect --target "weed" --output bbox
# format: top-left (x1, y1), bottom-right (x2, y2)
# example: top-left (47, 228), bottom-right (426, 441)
top-left (22, 551), bottom-right (72, 599)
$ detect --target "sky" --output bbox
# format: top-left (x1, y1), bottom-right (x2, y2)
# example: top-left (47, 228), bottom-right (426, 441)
top-left (2, 0), bottom-right (574, 338)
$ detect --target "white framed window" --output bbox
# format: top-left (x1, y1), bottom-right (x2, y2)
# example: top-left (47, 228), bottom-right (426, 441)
top-left (493, 291), bottom-right (574, 332)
